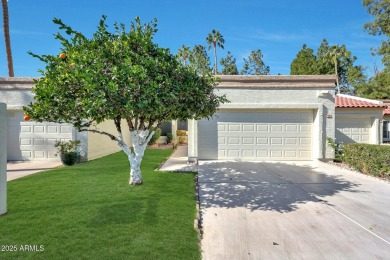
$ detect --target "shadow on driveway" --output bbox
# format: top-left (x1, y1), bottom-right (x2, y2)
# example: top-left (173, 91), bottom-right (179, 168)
top-left (198, 161), bottom-right (361, 212)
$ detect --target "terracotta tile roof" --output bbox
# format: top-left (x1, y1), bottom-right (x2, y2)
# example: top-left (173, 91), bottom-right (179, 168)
top-left (336, 95), bottom-right (385, 108)
top-left (384, 106), bottom-right (390, 115)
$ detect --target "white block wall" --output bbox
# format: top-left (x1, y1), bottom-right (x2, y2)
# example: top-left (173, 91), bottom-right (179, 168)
top-left (0, 103), bottom-right (7, 215)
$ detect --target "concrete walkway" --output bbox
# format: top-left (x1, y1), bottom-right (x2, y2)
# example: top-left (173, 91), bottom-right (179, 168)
top-left (158, 145), bottom-right (197, 172)
top-left (7, 161), bottom-right (62, 181)
top-left (199, 160), bottom-right (390, 259)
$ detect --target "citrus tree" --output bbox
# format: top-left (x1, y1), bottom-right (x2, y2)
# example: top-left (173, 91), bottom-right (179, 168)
top-left (24, 16), bottom-right (227, 185)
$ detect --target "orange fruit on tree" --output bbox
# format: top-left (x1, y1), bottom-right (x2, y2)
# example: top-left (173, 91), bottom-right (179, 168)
top-left (24, 115), bottom-right (31, 121)
top-left (59, 53), bottom-right (66, 59)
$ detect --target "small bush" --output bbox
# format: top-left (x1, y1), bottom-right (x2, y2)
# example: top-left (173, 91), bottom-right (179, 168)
top-left (148, 127), bottom-right (162, 145)
top-left (167, 133), bottom-right (173, 143)
top-left (326, 137), bottom-right (344, 162)
top-left (343, 144), bottom-right (390, 179)
top-left (176, 130), bottom-right (187, 136)
top-left (176, 130), bottom-right (188, 144)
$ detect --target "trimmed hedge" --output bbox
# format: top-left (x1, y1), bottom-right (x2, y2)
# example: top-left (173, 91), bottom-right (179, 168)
top-left (343, 144), bottom-right (390, 178)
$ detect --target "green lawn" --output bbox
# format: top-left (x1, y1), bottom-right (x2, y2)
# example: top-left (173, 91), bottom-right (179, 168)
top-left (0, 150), bottom-right (200, 260)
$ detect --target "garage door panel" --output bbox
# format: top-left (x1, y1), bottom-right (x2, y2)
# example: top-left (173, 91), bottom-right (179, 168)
top-left (285, 138), bottom-right (297, 145)
top-left (285, 151), bottom-right (297, 158)
top-left (227, 137), bottom-right (240, 145)
top-left (60, 125), bottom-right (72, 133)
top-left (256, 137), bottom-right (268, 145)
top-left (336, 117), bottom-right (371, 144)
top-left (286, 124), bottom-right (298, 131)
top-left (199, 110), bottom-right (314, 160)
top-left (257, 125), bottom-right (269, 132)
top-left (242, 137), bottom-right (255, 144)
top-left (300, 137), bottom-right (312, 145)
top-left (7, 111), bottom-right (73, 161)
top-left (242, 124), bottom-right (255, 132)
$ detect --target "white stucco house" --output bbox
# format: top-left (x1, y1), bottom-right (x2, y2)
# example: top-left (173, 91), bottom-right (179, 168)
top-left (0, 77), bottom-right (131, 162)
top-left (2, 75), bottom-right (388, 163)
top-left (335, 94), bottom-right (385, 145)
top-left (187, 75), bottom-right (337, 162)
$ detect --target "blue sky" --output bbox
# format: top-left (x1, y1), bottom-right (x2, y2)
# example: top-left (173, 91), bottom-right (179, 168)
top-left (0, 0), bottom-right (384, 77)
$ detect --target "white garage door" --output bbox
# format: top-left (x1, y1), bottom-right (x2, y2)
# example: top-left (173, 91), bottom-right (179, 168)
top-left (198, 110), bottom-right (313, 160)
top-left (7, 111), bottom-right (73, 161)
top-left (336, 117), bottom-right (371, 144)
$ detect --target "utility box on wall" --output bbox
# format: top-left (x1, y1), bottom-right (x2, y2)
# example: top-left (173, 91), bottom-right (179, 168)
top-left (0, 103), bottom-right (7, 215)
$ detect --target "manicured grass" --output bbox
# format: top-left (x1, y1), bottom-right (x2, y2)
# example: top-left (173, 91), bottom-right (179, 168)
top-left (0, 150), bottom-right (200, 260)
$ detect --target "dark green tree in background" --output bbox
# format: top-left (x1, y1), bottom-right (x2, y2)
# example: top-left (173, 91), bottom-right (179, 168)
top-left (177, 45), bottom-right (191, 66)
top-left (220, 51), bottom-right (238, 75)
top-left (240, 49), bottom-right (270, 75)
top-left (290, 44), bottom-right (318, 75)
top-left (290, 39), bottom-right (364, 94)
top-left (188, 44), bottom-right (211, 75)
top-left (355, 0), bottom-right (390, 99)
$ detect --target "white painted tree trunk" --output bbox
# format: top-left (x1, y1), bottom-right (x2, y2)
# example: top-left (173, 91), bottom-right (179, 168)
top-left (116, 130), bottom-right (154, 185)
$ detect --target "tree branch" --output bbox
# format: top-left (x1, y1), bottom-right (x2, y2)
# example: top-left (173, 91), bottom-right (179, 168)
top-left (79, 128), bottom-right (119, 142)
top-left (114, 116), bottom-right (122, 134)
top-left (126, 117), bottom-right (134, 131)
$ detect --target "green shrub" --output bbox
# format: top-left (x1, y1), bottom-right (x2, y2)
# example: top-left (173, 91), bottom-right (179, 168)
top-left (148, 127), bottom-right (162, 145)
top-left (343, 144), bottom-right (390, 178)
top-left (167, 133), bottom-right (173, 143)
top-left (326, 137), bottom-right (344, 162)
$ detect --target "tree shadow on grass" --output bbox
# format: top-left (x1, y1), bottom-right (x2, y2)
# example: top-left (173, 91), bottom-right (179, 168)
top-left (198, 161), bottom-right (362, 213)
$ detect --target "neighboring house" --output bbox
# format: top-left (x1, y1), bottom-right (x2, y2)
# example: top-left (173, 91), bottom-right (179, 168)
top-left (335, 94), bottom-right (385, 145)
top-left (383, 101), bottom-right (390, 142)
top-left (0, 77), bottom-right (131, 162)
top-left (187, 75), bottom-right (337, 162)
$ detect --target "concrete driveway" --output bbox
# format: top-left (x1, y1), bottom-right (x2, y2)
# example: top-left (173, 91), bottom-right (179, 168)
top-left (198, 161), bottom-right (390, 259)
top-left (7, 161), bottom-right (62, 181)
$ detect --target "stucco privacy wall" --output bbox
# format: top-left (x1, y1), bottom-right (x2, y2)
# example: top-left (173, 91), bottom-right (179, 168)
top-left (0, 103), bottom-right (7, 215)
top-left (88, 119), bottom-right (131, 160)
top-left (188, 75), bottom-right (337, 161)
top-left (336, 108), bottom-right (383, 144)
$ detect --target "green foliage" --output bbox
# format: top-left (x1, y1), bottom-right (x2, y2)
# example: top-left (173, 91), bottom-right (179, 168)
top-left (240, 49), bottom-right (270, 75)
top-left (291, 44), bottom-right (318, 75)
top-left (148, 127), bottom-right (162, 145)
top-left (363, 0), bottom-right (390, 67)
top-left (343, 144), bottom-right (390, 179)
top-left (220, 51), bottom-right (238, 75)
top-left (290, 39), bottom-right (364, 94)
top-left (24, 16), bottom-right (228, 135)
top-left (0, 150), bottom-right (200, 259)
top-left (177, 45), bottom-right (191, 66)
top-left (354, 68), bottom-right (390, 99)
top-left (54, 140), bottom-right (81, 155)
top-left (167, 133), bottom-right (173, 143)
top-left (188, 44), bottom-right (211, 75)
top-left (55, 140), bottom-right (81, 165)
top-left (326, 137), bottom-right (344, 162)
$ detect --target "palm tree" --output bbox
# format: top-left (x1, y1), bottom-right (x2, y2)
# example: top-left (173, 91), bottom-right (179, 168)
top-left (2, 0), bottom-right (14, 77)
top-left (206, 29), bottom-right (224, 75)
top-left (177, 45), bottom-right (191, 66)
top-left (326, 45), bottom-right (347, 94)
